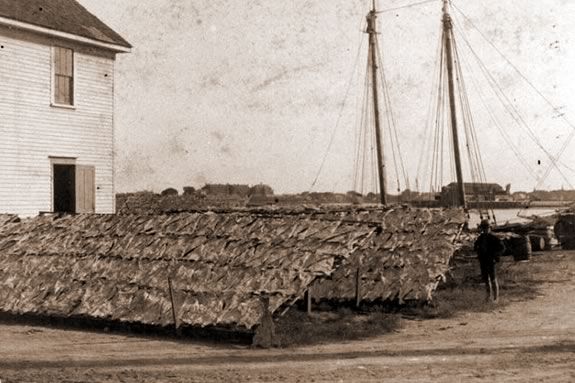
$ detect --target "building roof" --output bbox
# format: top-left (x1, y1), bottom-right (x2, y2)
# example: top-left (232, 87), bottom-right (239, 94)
top-left (0, 0), bottom-right (131, 49)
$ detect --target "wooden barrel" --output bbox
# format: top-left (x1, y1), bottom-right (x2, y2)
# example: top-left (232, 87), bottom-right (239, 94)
top-left (544, 228), bottom-right (554, 250)
top-left (510, 235), bottom-right (531, 261)
top-left (562, 238), bottom-right (575, 250)
top-left (529, 235), bottom-right (545, 252)
top-left (554, 214), bottom-right (575, 249)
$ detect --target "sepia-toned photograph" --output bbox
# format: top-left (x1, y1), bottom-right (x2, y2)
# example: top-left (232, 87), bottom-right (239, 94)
top-left (0, 0), bottom-right (573, 382)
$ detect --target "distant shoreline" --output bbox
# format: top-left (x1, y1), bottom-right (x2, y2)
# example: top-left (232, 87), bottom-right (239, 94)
top-left (408, 200), bottom-right (574, 209)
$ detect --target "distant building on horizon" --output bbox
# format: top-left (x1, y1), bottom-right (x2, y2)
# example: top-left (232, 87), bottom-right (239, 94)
top-left (200, 183), bottom-right (274, 198)
top-left (201, 184), bottom-right (251, 197)
top-left (440, 182), bottom-right (512, 206)
top-left (0, 0), bottom-right (131, 216)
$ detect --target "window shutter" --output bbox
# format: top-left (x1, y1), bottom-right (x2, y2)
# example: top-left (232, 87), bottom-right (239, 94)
top-left (75, 166), bottom-right (96, 213)
top-left (53, 47), bottom-right (74, 105)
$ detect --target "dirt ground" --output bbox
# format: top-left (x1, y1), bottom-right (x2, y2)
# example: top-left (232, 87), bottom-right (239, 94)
top-left (1, 251), bottom-right (574, 383)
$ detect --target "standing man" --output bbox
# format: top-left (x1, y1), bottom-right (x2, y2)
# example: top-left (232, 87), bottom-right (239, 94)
top-left (474, 219), bottom-right (505, 302)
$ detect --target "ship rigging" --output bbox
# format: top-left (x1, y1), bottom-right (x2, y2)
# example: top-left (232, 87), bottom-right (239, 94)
top-left (311, 0), bottom-right (574, 220)
top-left (352, 0), bottom-right (573, 218)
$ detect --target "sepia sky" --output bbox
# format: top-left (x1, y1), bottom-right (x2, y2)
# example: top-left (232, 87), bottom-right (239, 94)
top-left (79, 0), bottom-right (575, 194)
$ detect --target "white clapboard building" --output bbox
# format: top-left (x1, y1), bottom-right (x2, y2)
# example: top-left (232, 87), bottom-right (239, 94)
top-left (0, 0), bottom-right (130, 216)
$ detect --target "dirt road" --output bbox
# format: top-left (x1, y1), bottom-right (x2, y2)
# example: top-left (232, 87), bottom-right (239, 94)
top-left (1, 252), bottom-right (574, 382)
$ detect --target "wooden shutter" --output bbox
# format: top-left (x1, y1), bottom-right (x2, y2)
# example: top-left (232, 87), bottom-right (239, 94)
top-left (54, 47), bottom-right (74, 105)
top-left (75, 166), bottom-right (95, 213)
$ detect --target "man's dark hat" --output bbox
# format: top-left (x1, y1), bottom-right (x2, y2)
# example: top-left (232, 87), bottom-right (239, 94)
top-left (479, 219), bottom-right (491, 228)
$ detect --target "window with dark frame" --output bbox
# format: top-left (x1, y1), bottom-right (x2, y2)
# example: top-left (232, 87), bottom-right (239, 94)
top-left (53, 47), bottom-right (74, 106)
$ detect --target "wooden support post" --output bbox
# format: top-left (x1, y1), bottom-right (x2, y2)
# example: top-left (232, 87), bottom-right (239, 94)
top-left (305, 288), bottom-right (312, 315)
top-left (355, 262), bottom-right (362, 308)
top-left (167, 275), bottom-right (180, 335)
top-left (253, 295), bottom-right (276, 348)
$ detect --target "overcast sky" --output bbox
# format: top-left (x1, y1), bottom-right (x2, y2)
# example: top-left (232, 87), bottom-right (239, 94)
top-left (80, 0), bottom-right (575, 194)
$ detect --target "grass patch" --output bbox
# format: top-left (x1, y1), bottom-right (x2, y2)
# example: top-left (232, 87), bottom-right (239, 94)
top-left (402, 287), bottom-right (494, 319)
top-left (274, 307), bottom-right (401, 347)
top-left (272, 252), bottom-right (572, 347)
top-left (415, 252), bottom-right (565, 319)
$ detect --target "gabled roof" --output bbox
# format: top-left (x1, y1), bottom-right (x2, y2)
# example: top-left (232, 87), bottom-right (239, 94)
top-left (0, 0), bottom-right (131, 50)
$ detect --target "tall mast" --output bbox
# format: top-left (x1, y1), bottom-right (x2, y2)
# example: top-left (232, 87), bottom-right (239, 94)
top-left (367, 1), bottom-right (387, 205)
top-left (442, 0), bottom-right (466, 208)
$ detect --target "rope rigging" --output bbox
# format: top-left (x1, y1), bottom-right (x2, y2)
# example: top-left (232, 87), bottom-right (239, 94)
top-left (353, 47), bottom-right (373, 195)
top-left (309, 13), bottom-right (368, 192)
top-left (376, 0), bottom-right (440, 14)
top-left (416, 25), bottom-right (444, 193)
top-left (451, 10), bottom-right (573, 191)
top-left (454, 40), bottom-right (540, 182)
top-left (375, 33), bottom-right (410, 192)
top-left (451, 32), bottom-right (496, 221)
top-left (452, 2), bottom-right (575, 192)
top-left (312, 0), bottom-right (570, 214)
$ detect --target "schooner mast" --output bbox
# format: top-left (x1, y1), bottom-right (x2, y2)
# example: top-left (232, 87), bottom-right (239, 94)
top-left (366, 1), bottom-right (387, 206)
top-left (362, 0), bottom-right (467, 208)
top-left (442, 0), bottom-right (467, 209)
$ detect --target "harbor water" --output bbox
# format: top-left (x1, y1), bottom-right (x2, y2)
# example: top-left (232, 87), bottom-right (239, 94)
top-left (467, 207), bottom-right (563, 228)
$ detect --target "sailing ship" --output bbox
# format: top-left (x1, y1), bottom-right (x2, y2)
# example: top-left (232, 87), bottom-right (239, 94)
top-left (357, 0), bottom-right (548, 223)
top-left (360, 0), bottom-right (475, 210)
top-left (357, 0), bottom-right (571, 246)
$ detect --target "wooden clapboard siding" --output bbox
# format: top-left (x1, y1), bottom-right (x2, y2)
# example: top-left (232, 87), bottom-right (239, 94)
top-left (0, 27), bottom-right (116, 216)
